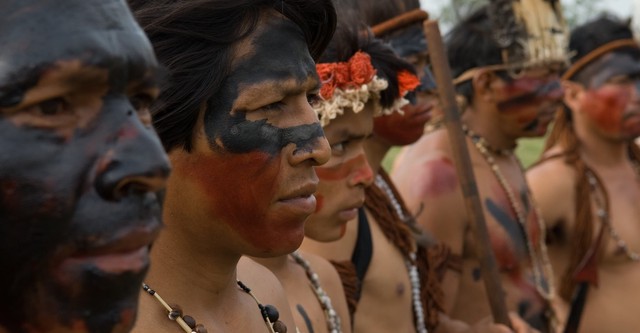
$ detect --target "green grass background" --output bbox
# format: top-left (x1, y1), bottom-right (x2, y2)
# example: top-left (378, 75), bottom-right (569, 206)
top-left (382, 137), bottom-right (545, 172)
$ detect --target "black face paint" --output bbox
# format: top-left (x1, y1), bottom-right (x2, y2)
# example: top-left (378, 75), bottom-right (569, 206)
top-left (582, 52), bottom-right (640, 88)
top-left (205, 16), bottom-right (324, 156)
top-left (497, 80), bottom-right (563, 111)
top-left (0, 1), bottom-right (169, 332)
top-left (221, 112), bottom-right (324, 155)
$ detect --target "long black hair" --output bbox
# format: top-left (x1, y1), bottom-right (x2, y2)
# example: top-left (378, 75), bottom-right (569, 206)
top-left (128, 0), bottom-right (337, 152)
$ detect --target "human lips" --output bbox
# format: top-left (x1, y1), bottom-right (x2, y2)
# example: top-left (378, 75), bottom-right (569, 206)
top-left (337, 198), bottom-right (365, 222)
top-left (56, 223), bottom-right (161, 280)
top-left (278, 182), bottom-right (319, 216)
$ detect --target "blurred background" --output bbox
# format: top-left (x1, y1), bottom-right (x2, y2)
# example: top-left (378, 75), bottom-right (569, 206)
top-left (382, 0), bottom-right (640, 170)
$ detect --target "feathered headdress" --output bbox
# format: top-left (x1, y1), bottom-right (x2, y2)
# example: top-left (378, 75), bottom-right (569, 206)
top-left (455, 0), bottom-right (569, 84)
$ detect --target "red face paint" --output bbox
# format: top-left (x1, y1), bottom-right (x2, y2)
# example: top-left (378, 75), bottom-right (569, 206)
top-left (175, 149), bottom-right (309, 254)
top-left (373, 98), bottom-right (434, 145)
top-left (583, 86), bottom-right (635, 136)
top-left (315, 194), bottom-right (324, 213)
top-left (316, 154), bottom-right (373, 184)
top-left (418, 157), bottom-right (458, 197)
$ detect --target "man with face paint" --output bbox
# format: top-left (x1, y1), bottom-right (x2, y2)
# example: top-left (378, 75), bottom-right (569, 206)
top-left (127, 1), bottom-right (337, 332)
top-left (0, 1), bottom-right (171, 332)
top-left (527, 16), bottom-right (640, 332)
top-left (393, 2), bottom-right (569, 332)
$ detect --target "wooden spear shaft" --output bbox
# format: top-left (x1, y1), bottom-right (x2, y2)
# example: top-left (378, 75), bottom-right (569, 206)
top-left (422, 19), bottom-right (513, 328)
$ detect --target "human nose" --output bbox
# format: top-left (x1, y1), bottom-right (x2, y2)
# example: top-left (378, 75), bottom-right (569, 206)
top-left (347, 155), bottom-right (374, 188)
top-left (95, 112), bottom-right (171, 200)
top-left (288, 98), bottom-right (331, 167)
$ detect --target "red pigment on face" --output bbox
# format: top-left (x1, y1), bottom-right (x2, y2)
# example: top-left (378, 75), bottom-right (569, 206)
top-left (315, 194), bottom-right (324, 213)
top-left (418, 157), bottom-right (457, 197)
top-left (176, 150), bottom-right (304, 253)
top-left (584, 87), bottom-right (630, 134)
top-left (373, 102), bottom-right (432, 145)
top-left (316, 154), bottom-right (373, 185)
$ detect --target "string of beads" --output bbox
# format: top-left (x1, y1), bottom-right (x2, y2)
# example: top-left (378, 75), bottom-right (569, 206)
top-left (142, 281), bottom-right (288, 333)
top-left (289, 251), bottom-right (342, 333)
top-left (463, 125), bottom-right (556, 302)
top-left (375, 174), bottom-right (428, 333)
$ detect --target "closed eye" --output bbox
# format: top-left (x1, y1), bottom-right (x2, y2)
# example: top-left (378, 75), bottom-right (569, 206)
top-left (261, 101), bottom-right (285, 112)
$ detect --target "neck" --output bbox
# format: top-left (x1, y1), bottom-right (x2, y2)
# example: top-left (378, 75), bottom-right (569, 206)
top-left (144, 219), bottom-right (242, 310)
top-left (463, 107), bottom-right (517, 151)
top-left (573, 119), bottom-right (630, 167)
top-left (250, 255), bottom-right (290, 275)
top-left (366, 135), bottom-right (393, 173)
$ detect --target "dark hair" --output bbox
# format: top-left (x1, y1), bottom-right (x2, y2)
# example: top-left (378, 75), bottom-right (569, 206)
top-left (568, 15), bottom-right (640, 83)
top-left (128, 0), bottom-right (337, 152)
top-left (446, 5), bottom-right (506, 104)
top-left (319, 18), bottom-right (416, 109)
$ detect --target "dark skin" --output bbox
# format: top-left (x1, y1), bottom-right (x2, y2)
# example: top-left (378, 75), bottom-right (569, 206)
top-left (0, 1), bottom-right (169, 332)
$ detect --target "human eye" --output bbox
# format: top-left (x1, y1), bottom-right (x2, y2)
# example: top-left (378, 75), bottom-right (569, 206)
top-left (129, 93), bottom-right (155, 126)
top-left (307, 93), bottom-right (321, 107)
top-left (28, 98), bottom-right (71, 117)
top-left (260, 101), bottom-right (285, 112)
top-left (330, 141), bottom-right (347, 156)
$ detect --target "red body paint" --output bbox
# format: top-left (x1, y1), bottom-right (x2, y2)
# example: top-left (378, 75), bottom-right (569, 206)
top-left (373, 101), bottom-right (433, 145)
top-left (418, 157), bottom-right (458, 197)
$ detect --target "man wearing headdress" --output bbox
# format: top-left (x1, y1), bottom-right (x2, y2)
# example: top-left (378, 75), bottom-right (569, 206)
top-left (528, 16), bottom-right (640, 332)
top-left (393, 1), bottom-right (568, 332)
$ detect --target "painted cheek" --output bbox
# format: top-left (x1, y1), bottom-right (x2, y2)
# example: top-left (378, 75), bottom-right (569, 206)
top-left (351, 157), bottom-right (374, 186)
top-left (315, 194), bottom-right (324, 213)
top-left (583, 87), bottom-right (629, 133)
top-left (373, 110), bottom-right (425, 145)
top-left (316, 155), bottom-right (368, 181)
top-left (178, 151), bottom-right (291, 251)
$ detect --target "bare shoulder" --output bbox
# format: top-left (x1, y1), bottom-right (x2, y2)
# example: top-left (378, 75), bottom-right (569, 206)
top-left (300, 251), bottom-right (343, 289)
top-left (131, 290), bottom-right (176, 333)
top-left (238, 257), bottom-right (297, 330)
top-left (526, 145), bottom-right (576, 227)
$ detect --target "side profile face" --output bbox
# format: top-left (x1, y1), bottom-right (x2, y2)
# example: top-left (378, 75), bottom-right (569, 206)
top-left (0, 1), bottom-right (170, 332)
top-left (571, 51), bottom-right (640, 140)
top-left (374, 24), bottom-right (436, 146)
top-left (490, 66), bottom-right (564, 138)
top-left (305, 105), bottom-right (375, 242)
top-left (166, 11), bottom-right (330, 257)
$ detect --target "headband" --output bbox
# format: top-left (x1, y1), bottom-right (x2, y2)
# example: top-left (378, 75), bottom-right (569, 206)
top-left (562, 39), bottom-right (640, 80)
top-left (314, 51), bottom-right (419, 127)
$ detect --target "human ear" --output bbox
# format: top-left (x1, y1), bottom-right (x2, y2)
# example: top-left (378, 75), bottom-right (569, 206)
top-left (562, 80), bottom-right (582, 112)
top-left (472, 70), bottom-right (496, 103)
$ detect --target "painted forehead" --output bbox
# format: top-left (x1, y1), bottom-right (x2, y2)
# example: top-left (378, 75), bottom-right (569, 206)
top-left (0, 0), bottom-right (157, 103)
top-left (580, 52), bottom-right (640, 88)
top-left (228, 13), bottom-right (319, 109)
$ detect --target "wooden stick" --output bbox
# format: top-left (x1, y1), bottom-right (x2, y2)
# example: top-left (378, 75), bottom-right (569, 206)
top-left (423, 19), bottom-right (513, 328)
top-left (372, 9), bottom-right (429, 37)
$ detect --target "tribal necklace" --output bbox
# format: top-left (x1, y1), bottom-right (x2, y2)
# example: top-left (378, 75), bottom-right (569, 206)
top-left (585, 157), bottom-right (640, 262)
top-left (289, 251), bottom-right (342, 333)
top-left (375, 174), bottom-right (428, 333)
top-left (463, 126), bottom-right (556, 302)
top-left (142, 281), bottom-right (288, 333)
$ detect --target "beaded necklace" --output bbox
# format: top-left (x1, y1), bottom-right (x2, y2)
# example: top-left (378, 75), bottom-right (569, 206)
top-left (374, 174), bottom-right (428, 333)
top-left (585, 158), bottom-right (640, 262)
top-left (142, 281), bottom-right (288, 333)
top-left (289, 251), bottom-right (342, 333)
top-left (463, 126), bottom-right (556, 302)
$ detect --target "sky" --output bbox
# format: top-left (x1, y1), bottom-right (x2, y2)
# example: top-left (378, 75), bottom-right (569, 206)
top-left (420, 0), bottom-right (638, 31)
